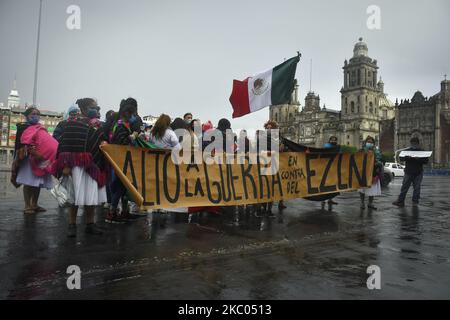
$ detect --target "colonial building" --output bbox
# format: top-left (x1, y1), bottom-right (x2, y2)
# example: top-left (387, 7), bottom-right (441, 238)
top-left (394, 79), bottom-right (450, 168)
top-left (270, 38), bottom-right (395, 149)
top-left (0, 80), bottom-right (63, 165)
top-left (142, 114), bottom-right (159, 126)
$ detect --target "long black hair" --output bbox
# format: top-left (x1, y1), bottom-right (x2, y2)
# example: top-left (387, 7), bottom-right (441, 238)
top-left (170, 117), bottom-right (188, 131)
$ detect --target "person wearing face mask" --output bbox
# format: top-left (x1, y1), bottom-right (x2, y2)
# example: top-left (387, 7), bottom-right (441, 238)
top-left (87, 106), bottom-right (103, 129)
top-left (183, 112), bottom-right (193, 125)
top-left (321, 136), bottom-right (341, 210)
top-left (56, 98), bottom-right (108, 237)
top-left (392, 137), bottom-right (429, 207)
top-left (12, 107), bottom-right (58, 214)
top-left (105, 98), bottom-right (143, 223)
top-left (139, 124), bottom-right (153, 142)
top-left (53, 104), bottom-right (81, 143)
top-left (324, 135), bottom-right (341, 152)
top-left (358, 136), bottom-right (383, 210)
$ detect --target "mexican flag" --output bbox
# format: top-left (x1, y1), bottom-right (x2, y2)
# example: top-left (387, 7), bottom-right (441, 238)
top-left (229, 55), bottom-right (300, 118)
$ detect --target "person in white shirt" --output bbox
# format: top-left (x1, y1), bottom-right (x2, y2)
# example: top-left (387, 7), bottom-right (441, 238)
top-left (149, 114), bottom-right (182, 221)
top-left (149, 114), bottom-right (181, 150)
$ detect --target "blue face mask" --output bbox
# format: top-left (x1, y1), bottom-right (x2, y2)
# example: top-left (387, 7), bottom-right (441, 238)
top-left (87, 108), bottom-right (98, 119)
top-left (365, 142), bottom-right (374, 149)
top-left (129, 115), bottom-right (137, 125)
top-left (27, 115), bottom-right (40, 125)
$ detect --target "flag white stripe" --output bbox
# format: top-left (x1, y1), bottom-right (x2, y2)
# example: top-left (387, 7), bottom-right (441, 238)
top-left (248, 68), bottom-right (273, 113)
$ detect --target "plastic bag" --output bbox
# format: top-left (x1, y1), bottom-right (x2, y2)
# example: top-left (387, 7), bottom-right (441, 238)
top-left (50, 176), bottom-right (75, 208)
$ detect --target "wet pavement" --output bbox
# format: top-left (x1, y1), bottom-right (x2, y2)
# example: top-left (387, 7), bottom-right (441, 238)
top-left (0, 171), bottom-right (449, 299)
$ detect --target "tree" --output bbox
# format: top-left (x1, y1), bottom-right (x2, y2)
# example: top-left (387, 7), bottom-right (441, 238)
top-left (340, 145), bottom-right (358, 153)
top-left (381, 152), bottom-right (394, 164)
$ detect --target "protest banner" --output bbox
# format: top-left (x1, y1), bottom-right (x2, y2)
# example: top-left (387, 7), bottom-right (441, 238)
top-left (101, 145), bottom-right (374, 209)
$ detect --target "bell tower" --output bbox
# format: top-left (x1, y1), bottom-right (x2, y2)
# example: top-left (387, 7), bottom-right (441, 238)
top-left (7, 76), bottom-right (20, 109)
top-left (341, 38), bottom-right (380, 117)
top-left (340, 38), bottom-right (383, 147)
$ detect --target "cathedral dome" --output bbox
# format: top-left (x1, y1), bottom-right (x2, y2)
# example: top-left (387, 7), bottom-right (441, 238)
top-left (378, 94), bottom-right (394, 108)
top-left (353, 37), bottom-right (368, 57)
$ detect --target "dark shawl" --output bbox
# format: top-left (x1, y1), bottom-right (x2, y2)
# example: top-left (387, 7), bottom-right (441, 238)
top-left (55, 117), bottom-right (107, 186)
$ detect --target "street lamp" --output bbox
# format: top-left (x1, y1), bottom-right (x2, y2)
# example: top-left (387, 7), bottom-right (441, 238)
top-left (33, 0), bottom-right (43, 107)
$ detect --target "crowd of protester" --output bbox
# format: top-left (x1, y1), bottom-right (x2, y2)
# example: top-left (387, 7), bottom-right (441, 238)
top-left (10, 98), bottom-right (429, 238)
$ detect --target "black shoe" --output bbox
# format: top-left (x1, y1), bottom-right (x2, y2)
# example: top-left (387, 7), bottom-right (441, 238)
top-left (368, 204), bottom-right (377, 210)
top-left (278, 203), bottom-right (287, 210)
top-left (412, 202), bottom-right (419, 207)
top-left (85, 223), bottom-right (103, 235)
top-left (328, 200), bottom-right (338, 205)
top-left (67, 224), bottom-right (77, 238)
top-left (121, 212), bottom-right (141, 221)
top-left (392, 201), bottom-right (405, 208)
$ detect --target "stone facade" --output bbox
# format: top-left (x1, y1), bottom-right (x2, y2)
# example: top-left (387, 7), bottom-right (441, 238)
top-left (395, 80), bottom-right (450, 168)
top-left (270, 38), bottom-right (394, 149)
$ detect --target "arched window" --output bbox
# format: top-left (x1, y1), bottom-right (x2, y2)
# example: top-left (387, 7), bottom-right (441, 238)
top-left (351, 101), bottom-right (355, 113)
top-left (369, 102), bottom-right (373, 113)
top-left (345, 97), bottom-right (348, 106)
top-left (275, 113), bottom-right (278, 122)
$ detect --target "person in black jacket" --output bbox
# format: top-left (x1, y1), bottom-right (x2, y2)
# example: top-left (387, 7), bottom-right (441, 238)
top-left (392, 137), bottom-right (429, 207)
top-left (321, 136), bottom-right (340, 210)
top-left (105, 98), bottom-right (142, 223)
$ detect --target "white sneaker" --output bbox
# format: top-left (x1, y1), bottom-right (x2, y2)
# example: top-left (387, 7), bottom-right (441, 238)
top-left (129, 202), bottom-right (139, 214)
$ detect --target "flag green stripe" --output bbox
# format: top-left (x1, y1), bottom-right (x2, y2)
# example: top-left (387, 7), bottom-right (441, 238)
top-left (271, 56), bottom-right (299, 105)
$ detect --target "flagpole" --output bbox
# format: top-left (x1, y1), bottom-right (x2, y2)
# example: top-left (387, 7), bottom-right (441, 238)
top-left (33, 0), bottom-right (43, 107)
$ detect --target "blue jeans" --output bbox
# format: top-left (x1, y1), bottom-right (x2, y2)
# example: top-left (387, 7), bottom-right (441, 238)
top-left (110, 175), bottom-right (127, 209)
top-left (398, 173), bottom-right (423, 203)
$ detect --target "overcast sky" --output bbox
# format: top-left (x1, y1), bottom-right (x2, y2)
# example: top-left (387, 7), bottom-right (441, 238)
top-left (1, 0), bottom-right (449, 132)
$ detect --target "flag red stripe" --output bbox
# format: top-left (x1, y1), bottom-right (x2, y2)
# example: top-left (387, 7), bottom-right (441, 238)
top-left (229, 78), bottom-right (250, 118)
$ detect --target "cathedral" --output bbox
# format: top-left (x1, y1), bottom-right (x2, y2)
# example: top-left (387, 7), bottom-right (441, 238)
top-left (394, 79), bottom-right (450, 168)
top-left (270, 38), bottom-right (395, 149)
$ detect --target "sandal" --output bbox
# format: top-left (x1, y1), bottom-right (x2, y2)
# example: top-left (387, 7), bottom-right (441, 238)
top-left (33, 206), bottom-right (47, 212)
top-left (24, 209), bottom-right (36, 214)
